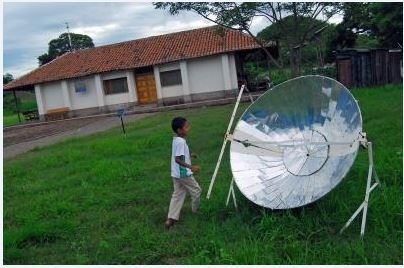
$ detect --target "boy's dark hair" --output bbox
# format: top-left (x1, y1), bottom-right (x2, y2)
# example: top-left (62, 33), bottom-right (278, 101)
top-left (172, 117), bottom-right (187, 133)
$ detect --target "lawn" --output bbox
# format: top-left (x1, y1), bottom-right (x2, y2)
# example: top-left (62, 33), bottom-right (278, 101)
top-left (3, 94), bottom-right (37, 126)
top-left (3, 114), bottom-right (24, 127)
top-left (3, 84), bottom-right (403, 264)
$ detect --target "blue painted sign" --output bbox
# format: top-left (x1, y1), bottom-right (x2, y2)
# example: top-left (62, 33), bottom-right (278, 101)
top-left (117, 108), bottom-right (126, 118)
top-left (75, 82), bottom-right (87, 93)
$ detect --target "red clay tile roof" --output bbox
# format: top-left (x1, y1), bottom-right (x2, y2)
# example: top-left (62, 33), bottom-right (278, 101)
top-left (4, 26), bottom-right (275, 90)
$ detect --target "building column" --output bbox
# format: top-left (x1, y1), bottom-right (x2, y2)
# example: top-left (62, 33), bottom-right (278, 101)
top-left (61, 80), bottom-right (72, 109)
top-left (221, 54), bottom-right (232, 91)
top-left (180, 61), bottom-right (192, 103)
top-left (126, 70), bottom-right (137, 104)
top-left (94, 74), bottom-right (105, 109)
top-left (228, 54), bottom-right (238, 89)
top-left (34, 84), bottom-right (45, 119)
top-left (153, 66), bottom-right (164, 105)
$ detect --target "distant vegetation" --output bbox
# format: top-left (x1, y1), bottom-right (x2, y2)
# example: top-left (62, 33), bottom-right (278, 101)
top-left (38, 32), bottom-right (94, 66)
top-left (3, 73), bottom-right (38, 126)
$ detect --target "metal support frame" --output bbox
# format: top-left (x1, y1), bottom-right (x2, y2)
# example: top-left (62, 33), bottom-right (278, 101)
top-left (340, 139), bottom-right (381, 237)
top-left (226, 177), bottom-right (238, 209)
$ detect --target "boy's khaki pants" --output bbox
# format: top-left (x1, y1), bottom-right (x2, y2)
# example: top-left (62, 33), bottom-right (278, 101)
top-left (168, 176), bottom-right (202, 221)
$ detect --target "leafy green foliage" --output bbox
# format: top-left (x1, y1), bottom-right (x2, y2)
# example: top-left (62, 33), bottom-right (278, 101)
top-left (332, 2), bottom-right (403, 49)
top-left (38, 33), bottom-right (94, 66)
top-left (258, 17), bottom-right (338, 65)
top-left (4, 73), bottom-right (14, 84)
top-left (368, 2), bottom-right (403, 47)
top-left (354, 35), bottom-right (380, 49)
top-left (3, 85), bottom-right (402, 264)
top-left (3, 114), bottom-right (25, 126)
top-left (3, 90), bottom-right (37, 126)
top-left (3, 93), bottom-right (20, 115)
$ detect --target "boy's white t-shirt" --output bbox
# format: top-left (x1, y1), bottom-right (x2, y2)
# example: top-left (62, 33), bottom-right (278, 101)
top-left (171, 136), bottom-right (193, 178)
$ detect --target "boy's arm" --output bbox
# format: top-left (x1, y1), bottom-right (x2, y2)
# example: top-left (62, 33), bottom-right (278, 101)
top-left (175, 156), bottom-right (192, 169)
top-left (175, 156), bottom-right (200, 172)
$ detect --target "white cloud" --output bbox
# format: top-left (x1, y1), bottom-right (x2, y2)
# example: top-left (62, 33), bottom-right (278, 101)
top-left (5, 60), bottom-right (38, 79)
top-left (250, 16), bottom-right (270, 35)
top-left (146, 19), bottom-right (214, 37)
top-left (72, 23), bottom-right (120, 41)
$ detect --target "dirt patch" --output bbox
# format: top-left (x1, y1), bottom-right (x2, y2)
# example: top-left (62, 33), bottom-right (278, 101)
top-left (4, 117), bottom-right (101, 147)
top-left (3, 113), bottom-right (154, 159)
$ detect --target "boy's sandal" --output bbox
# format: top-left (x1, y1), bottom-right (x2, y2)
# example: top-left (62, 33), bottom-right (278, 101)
top-left (164, 218), bottom-right (176, 229)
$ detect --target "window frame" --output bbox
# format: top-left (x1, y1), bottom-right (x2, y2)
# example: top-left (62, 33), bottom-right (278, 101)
top-left (103, 77), bottom-right (129, 95)
top-left (159, 69), bottom-right (182, 87)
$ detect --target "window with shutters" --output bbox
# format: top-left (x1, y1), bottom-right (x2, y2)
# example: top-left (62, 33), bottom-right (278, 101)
top-left (160, 69), bottom-right (182, 87)
top-left (103, 77), bottom-right (129, 95)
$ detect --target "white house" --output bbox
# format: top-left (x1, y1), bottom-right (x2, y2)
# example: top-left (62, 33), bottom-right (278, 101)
top-left (4, 26), bottom-right (277, 120)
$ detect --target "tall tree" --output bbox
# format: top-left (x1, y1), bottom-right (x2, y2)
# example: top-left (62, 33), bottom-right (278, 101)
top-left (3, 73), bottom-right (14, 85)
top-left (258, 16), bottom-right (337, 67)
top-left (369, 2), bottom-right (403, 48)
top-left (154, 2), bottom-right (342, 77)
top-left (332, 2), bottom-right (403, 49)
top-left (38, 32), bottom-right (94, 66)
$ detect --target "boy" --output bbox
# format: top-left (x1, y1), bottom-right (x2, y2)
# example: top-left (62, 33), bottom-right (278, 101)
top-left (165, 117), bottom-right (202, 229)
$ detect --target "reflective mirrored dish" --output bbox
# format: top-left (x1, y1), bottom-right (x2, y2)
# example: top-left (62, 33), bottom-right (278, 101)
top-left (230, 75), bottom-right (362, 209)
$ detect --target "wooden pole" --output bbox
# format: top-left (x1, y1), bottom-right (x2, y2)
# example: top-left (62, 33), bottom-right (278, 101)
top-left (12, 90), bottom-right (21, 123)
top-left (120, 116), bottom-right (126, 134)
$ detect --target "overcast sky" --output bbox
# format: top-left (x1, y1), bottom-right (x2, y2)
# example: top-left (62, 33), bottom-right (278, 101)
top-left (3, 2), bottom-right (342, 78)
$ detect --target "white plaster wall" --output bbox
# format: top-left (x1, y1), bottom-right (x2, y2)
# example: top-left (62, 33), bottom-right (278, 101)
top-left (68, 76), bottom-right (98, 110)
top-left (187, 55), bottom-right (225, 94)
top-left (101, 71), bottom-right (131, 106)
top-left (42, 81), bottom-right (65, 110)
top-left (159, 62), bottom-right (180, 72)
top-left (161, 85), bottom-right (183, 98)
top-left (104, 93), bottom-right (130, 106)
top-left (102, 71), bottom-right (127, 81)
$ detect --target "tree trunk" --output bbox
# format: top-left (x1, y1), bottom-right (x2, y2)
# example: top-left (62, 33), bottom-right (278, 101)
top-left (277, 41), bottom-right (284, 68)
top-left (297, 47), bottom-right (302, 75)
top-left (289, 48), bottom-right (298, 78)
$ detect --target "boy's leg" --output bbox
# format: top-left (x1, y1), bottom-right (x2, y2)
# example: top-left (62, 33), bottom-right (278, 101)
top-left (181, 176), bottom-right (202, 212)
top-left (167, 178), bottom-right (187, 220)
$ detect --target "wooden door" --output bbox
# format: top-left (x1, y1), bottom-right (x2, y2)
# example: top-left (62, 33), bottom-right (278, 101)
top-left (135, 73), bottom-right (158, 104)
top-left (337, 58), bottom-right (352, 87)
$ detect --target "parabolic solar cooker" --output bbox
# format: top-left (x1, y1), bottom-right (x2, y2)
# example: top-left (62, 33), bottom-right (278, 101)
top-left (206, 75), bottom-right (380, 237)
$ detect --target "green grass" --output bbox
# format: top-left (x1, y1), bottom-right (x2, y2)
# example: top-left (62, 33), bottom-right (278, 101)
top-left (3, 113), bottom-right (25, 127)
top-left (3, 84), bottom-right (403, 264)
top-left (3, 93), bottom-right (37, 126)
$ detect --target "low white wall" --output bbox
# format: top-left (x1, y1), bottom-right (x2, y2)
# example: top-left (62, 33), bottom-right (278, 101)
top-left (42, 81), bottom-right (64, 111)
top-left (187, 55), bottom-right (225, 94)
top-left (104, 92), bottom-right (130, 106)
top-left (160, 85), bottom-right (183, 98)
top-left (68, 76), bottom-right (98, 110)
